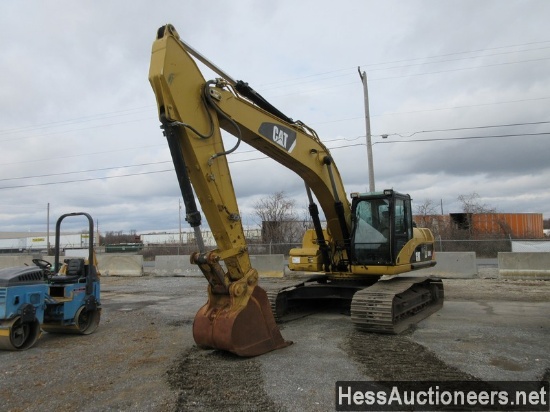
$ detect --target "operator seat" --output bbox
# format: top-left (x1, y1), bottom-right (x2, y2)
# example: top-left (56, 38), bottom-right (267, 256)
top-left (49, 258), bottom-right (85, 284)
top-left (66, 258), bottom-right (85, 277)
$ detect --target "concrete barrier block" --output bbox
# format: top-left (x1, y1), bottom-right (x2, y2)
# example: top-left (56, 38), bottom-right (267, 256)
top-left (42, 254), bottom-right (143, 276)
top-left (410, 252), bottom-right (478, 279)
top-left (0, 255), bottom-right (37, 269)
top-left (97, 254), bottom-right (143, 277)
top-left (250, 254), bottom-right (285, 278)
top-left (498, 252), bottom-right (550, 280)
top-left (152, 254), bottom-right (285, 277)
top-left (153, 255), bottom-right (202, 277)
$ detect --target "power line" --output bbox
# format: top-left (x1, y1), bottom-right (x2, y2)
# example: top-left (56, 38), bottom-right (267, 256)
top-left (0, 144), bottom-right (164, 166)
top-left (366, 45), bottom-right (550, 73)
top-left (0, 161), bottom-right (172, 182)
top-left (3, 41), bottom-right (549, 142)
top-left (383, 121), bottom-right (550, 138)
top-left (0, 115), bottom-right (156, 143)
top-left (260, 46), bottom-right (550, 91)
top-left (258, 40), bottom-right (550, 89)
top-left (2, 120), bottom-right (549, 182)
top-left (366, 40), bottom-right (550, 67)
top-left (311, 96), bottom-right (550, 126)
top-left (0, 53), bottom-right (546, 147)
top-left (374, 132), bottom-right (550, 144)
top-left (4, 91), bottom-right (543, 149)
top-left (0, 169), bottom-right (173, 190)
top-left (268, 56), bottom-right (550, 99)
top-left (0, 106), bottom-right (154, 136)
top-left (373, 97), bottom-right (550, 117)
top-left (371, 57), bottom-right (550, 82)
top-left (1, 130), bottom-right (548, 190)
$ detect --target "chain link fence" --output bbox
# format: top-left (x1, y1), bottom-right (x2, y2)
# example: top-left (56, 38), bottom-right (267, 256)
top-left (139, 242), bottom-right (303, 260)
top-left (3, 238), bottom-right (548, 260)
top-left (435, 238), bottom-right (550, 257)
top-left (435, 238), bottom-right (511, 257)
top-left (138, 238), bottom-right (550, 259)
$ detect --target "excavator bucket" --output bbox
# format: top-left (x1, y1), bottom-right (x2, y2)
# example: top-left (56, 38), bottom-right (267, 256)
top-left (193, 285), bottom-right (291, 357)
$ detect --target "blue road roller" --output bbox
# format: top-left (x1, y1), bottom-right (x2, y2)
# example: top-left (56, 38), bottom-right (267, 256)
top-left (0, 212), bottom-right (101, 350)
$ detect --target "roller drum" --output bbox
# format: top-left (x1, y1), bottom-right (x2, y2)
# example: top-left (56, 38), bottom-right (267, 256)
top-left (0, 316), bottom-right (41, 351)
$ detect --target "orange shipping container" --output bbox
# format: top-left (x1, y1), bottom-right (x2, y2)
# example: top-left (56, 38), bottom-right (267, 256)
top-left (472, 213), bottom-right (543, 239)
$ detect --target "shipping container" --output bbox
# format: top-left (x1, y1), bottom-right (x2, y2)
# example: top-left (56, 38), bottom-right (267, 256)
top-left (472, 213), bottom-right (543, 238)
top-left (414, 213), bottom-right (544, 239)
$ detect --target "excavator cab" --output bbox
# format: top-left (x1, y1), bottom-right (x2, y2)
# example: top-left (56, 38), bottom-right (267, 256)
top-left (351, 190), bottom-right (413, 266)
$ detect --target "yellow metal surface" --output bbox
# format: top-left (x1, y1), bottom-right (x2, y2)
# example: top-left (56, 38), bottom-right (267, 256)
top-left (149, 25), bottom-right (437, 281)
top-left (148, 26), bottom-right (438, 355)
top-left (289, 248), bottom-right (323, 272)
top-left (395, 228), bottom-right (435, 265)
top-left (349, 264), bottom-right (412, 277)
top-left (149, 25), bottom-right (351, 280)
top-left (149, 27), bottom-right (250, 281)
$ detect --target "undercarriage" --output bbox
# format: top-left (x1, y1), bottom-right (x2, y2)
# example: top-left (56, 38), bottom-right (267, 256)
top-left (267, 276), bottom-right (444, 333)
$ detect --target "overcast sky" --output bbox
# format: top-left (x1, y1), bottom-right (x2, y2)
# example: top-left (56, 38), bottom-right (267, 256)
top-left (1, 0), bottom-right (549, 234)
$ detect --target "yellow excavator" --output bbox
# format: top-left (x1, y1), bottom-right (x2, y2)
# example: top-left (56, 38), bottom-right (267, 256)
top-left (148, 24), bottom-right (443, 357)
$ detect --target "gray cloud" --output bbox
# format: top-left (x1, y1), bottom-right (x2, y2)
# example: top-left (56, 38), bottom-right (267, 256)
top-left (1, 0), bottom-right (549, 234)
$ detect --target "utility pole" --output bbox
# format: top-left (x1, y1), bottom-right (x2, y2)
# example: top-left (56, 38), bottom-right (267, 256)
top-left (47, 203), bottom-right (50, 253)
top-left (178, 199), bottom-right (182, 244)
top-left (358, 67), bottom-right (375, 192)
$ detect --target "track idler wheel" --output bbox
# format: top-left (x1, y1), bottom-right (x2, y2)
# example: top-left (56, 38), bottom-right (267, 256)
top-left (193, 283), bottom-right (292, 357)
top-left (0, 316), bottom-right (41, 351)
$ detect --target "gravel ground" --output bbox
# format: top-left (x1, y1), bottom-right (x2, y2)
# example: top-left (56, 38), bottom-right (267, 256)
top-left (1, 273), bottom-right (548, 411)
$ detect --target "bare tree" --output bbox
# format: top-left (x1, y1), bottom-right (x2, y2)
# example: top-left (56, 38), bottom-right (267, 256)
top-left (457, 192), bottom-right (497, 214)
top-left (254, 191), bottom-right (302, 246)
top-left (414, 198), bottom-right (445, 236)
top-left (102, 230), bottom-right (140, 245)
top-left (453, 192), bottom-right (499, 239)
top-left (415, 198), bottom-right (438, 217)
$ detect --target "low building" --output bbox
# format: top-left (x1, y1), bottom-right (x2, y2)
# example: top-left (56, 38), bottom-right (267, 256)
top-left (139, 227), bottom-right (263, 247)
top-left (0, 232), bottom-right (98, 253)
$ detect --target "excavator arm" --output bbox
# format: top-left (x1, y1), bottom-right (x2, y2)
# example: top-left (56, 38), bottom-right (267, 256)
top-left (150, 24), bottom-right (351, 356)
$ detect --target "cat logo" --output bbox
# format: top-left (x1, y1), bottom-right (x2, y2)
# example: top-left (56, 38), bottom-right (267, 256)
top-left (258, 122), bottom-right (297, 153)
